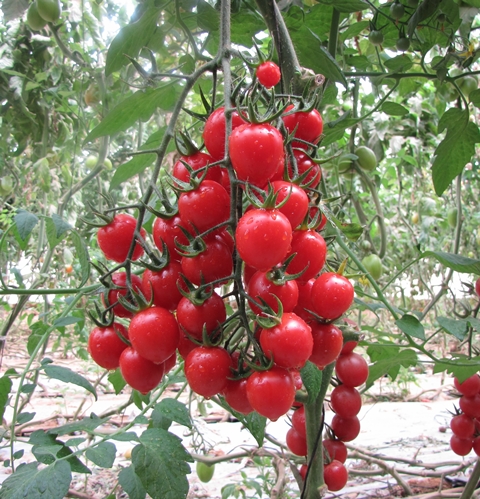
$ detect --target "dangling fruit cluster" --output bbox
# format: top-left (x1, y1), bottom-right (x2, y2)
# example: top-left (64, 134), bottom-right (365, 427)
top-left (449, 374), bottom-right (480, 456)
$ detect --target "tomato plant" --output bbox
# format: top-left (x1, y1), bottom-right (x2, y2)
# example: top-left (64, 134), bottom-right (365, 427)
top-left (256, 61), bottom-right (281, 89)
top-left (36, 0), bottom-right (61, 22)
top-left (311, 272), bottom-right (354, 320)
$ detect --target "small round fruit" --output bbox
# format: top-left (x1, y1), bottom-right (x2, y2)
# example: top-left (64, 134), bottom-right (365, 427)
top-left (324, 460), bottom-right (348, 491)
top-left (84, 83), bottom-right (101, 107)
top-left (88, 323), bottom-right (129, 370)
top-left (475, 278), bottom-right (480, 298)
top-left (256, 61), bottom-right (281, 89)
top-left (369, 30), bottom-right (384, 46)
top-left (389, 2), bottom-right (405, 20)
top-left (119, 347), bottom-right (165, 394)
top-left (362, 254), bottom-right (383, 280)
top-left (447, 207), bottom-right (458, 228)
top-left (396, 37), bottom-right (410, 52)
top-left (355, 146), bottom-right (377, 171)
top-left (411, 212), bottom-right (419, 224)
top-left (311, 273), bottom-right (354, 320)
top-left (36, 0), bottom-right (61, 22)
top-left (196, 461), bottom-right (215, 483)
top-left (27, 2), bottom-right (47, 30)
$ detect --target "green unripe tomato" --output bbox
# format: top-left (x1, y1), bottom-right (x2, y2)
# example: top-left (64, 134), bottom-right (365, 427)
top-left (355, 146), bottom-right (377, 171)
top-left (85, 155), bottom-right (98, 169)
top-left (447, 207), bottom-right (458, 228)
top-left (27, 2), bottom-right (48, 30)
top-left (104, 158), bottom-right (113, 170)
top-left (196, 461), bottom-right (215, 483)
top-left (396, 37), bottom-right (410, 52)
top-left (0, 176), bottom-right (14, 195)
top-left (411, 212), bottom-right (419, 225)
top-left (390, 2), bottom-right (405, 20)
top-left (362, 254), bottom-right (383, 280)
top-left (361, 240), bottom-right (372, 251)
top-left (459, 76), bottom-right (478, 99)
top-left (338, 154), bottom-right (354, 174)
top-left (369, 30), bottom-right (384, 47)
top-left (36, 0), bottom-right (61, 22)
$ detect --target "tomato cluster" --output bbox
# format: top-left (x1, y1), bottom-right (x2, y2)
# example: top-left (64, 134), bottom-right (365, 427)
top-left (449, 374), bottom-right (480, 457)
top-left (87, 63), bottom-right (362, 492)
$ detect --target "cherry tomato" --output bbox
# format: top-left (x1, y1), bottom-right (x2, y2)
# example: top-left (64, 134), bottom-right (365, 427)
top-left (178, 180), bottom-right (230, 234)
top-left (246, 366), bottom-right (295, 420)
top-left (203, 107), bottom-right (246, 161)
top-left (309, 323), bottom-right (343, 369)
top-left (36, 0), bottom-right (61, 22)
top-left (119, 347), bottom-right (165, 394)
top-left (331, 414), bottom-right (361, 442)
top-left (291, 405), bottom-right (306, 439)
top-left (106, 272), bottom-right (142, 319)
top-left (129, 307), bottom-right (179, 364)
top-left (311, 273), bottom-right (354, 320)
top-left (282, 105), bottom-right (323, 148)
top-left (97, 213), bottom-right (146, 263)
top-left (286, 427), bottom-right (308, 456)
top-left (152, 214), bottom-right (190, 262)
top-left (196, 461), bottom-right (215, 483)
top-left (293, 279), bottom-right (316, 323)
top-left (289, 150), bottom-right (322, 188)
top-left (450, 414), bottom-right (475, 439)
top-left (223, 378), bottom-right (254, 415)
top-left (330, 385), bottom-right (362, 418)
top-left (141, 262), bottom-right (184, 311)
top-left (172, 151), bottom-right (222, 184)
top-left (184, 346), bottom-right (233, 398)
top-left (335, 352), bottom-right (369, 387)
top-left (323, 439), bottom-right (348, 464)
top-left (286, 229), bottom-right (327, 282)
top-left (271, 180), bottom-right (309, 230)
top-left (229, 123), bottom-right (285, 188)
top-left (256, 61), bottom-right (281, 89)
top-left (247, 270), bottom-right (299, 315)
top-left (259, 313), bottom-right (313, 369)
top-left (475, 278), bottom-right (480, 297)
top-left (454, 374), bottom-right (480, 396)
top-left (324, 460), bottom-right (348, 491)
top-left (88, 323), bottom-right (129, 370)
top-left (450, 434), bottom-right (473, 456)
top-left (459, 394), bottom-right (480, 418)
top-left (236, 208), bottom-right (292, 271)
top-left (340, 340), bottom-right (358, 355)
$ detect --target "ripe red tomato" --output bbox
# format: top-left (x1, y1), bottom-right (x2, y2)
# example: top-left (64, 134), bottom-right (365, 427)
top-left (454, 374), bottom-right (480, 396)
top-left (178, 180), bottom-right (230, 234)
top-left (286, 427), bottom-right (308, 456)
top-left (309, 323), bottom-right (343, 369)
top-left (236, 208), bottom-right (292, 271)
top-left (223, 378), bottom-right (253, 415)
top-left (107, 272), bottom-right (142, 319)
top-left (293, 278), bottom-right (316, 322)
top-left (286, 229), bottom-right (327, 282)
top-left (176, 291), bottom-right (226, 341)
top-left (335, 352), bottom-right (369, 387)
top-left (311, 272), bottom-right (354, 320)
top-left (141, 262), bottom-right (184, 311)
top-left (289, 150), bottom-right (322, 188)
top-left (247, 270), bottom-right (299, 315)
top-left (291, 405), bottom-right (306, 439)
top-left (330, 414), bottom-right (361, 442)
top-left (271, 181), bottom-right (309, 230)
top-left (184, 346), bottom-right (233, 398)
top-left (129, 307), bottom-right (179, 364)
top-left (330, 385), bottom-right (362, 418)
top-left (282, 105), bottom-right (323, 149)
top-left (459, 394), bottom-right (480, 418)
top-left (299, 464), bottom-right (308, 481)
top-left (88, 323), bottom-right (128, 370)
top-left (475, 278), bottom-right (480, 297)
top-left (177, 331), bottom-right (198, 359)
top-left (172, 151), bottom-right (222, 184)
top-left (203, 107), bottom-right (246, 161)
top-left (181, 237), bottom-right (233, 286)
top-left (119, 347), bottom-right (165, 394)
top-left (152, 214), bottom-right (190, 262)
top-left (450, 414), bottom-right (475, 439)
top-left (259, 313), bottom-right (313, 369)
top-left (256, 61), bottom-right (281, 89)
top-left (324, 460), bottom-right (348, 491)
top-left (229, 123), bottom-right (285, 188)
top-left (450, 434), bottom-right (473, 456)
top-left (340, 340), bottom-right (358, 355)
top-left (97, 213), bottom-right (146, 263)
top-left (246, 366), bottom-right (295, 420)
top-left (474, 436), bottom-right (480, 457)
top-left (323, 439), bottom-right (348, 464)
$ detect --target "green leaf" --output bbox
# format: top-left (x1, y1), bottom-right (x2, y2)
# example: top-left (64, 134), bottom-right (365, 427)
top-left (197, 0), bottom-right (219, 32)
top-left (469, 88), bottom-right (480, 107)
top-left (108, 369), bottom-right (127, 395)
top-left (13, 209), bottom-right (38, 250)
top-left (17, 412), bottom-right (35, 425)
top-left (407, 0), bottom-right (442, 38)
top-left (85, 442), bottom-right (116, 468)
top-left (27, 322), bottom-right (48, 356)
top-left (0, 461), bottom-right (71, 499)
top-left (340, 21), bottom-right (369, 41)
top-left (395, 314), bottom-right (426, 340)
top-left (301, 361), bottom-right (322, 403)
top-left (118, 466), bottom-right (147, 499)
top-left (132, 428), bottom-right (193, 499)
top-left (53, 316), bottom-right (83, 328)
top-left (383, 55), bottom-right (413, 72)
top-left (366, 348), bottom-right (417, 389)
top-left (105, 1), bottom-right (161, 76)
top-left (0, 376), bottom-right (12, 422)
top-left (381, 102), bottom-right (409, 116)
top-left (47, 414), bottom-right (109, 436)
top-left (432, 109), bottom-right (480, 195)
top-left (111, 432), bottom-right (140, 442)
top-left (1, 0), bottom-right (29, 21)
top-left (151, 398), bottom-right (192, 430)
top-left (437, 317), bottom-right (468, 340)
top-left (85, 83), bottom-right (181, 142)
top-left (70, 231), bottom-right (91, 286)
top-left (318, 0), bottom-right (369, 12)
top-left (237, 412), bottom-right (266, 447)
top-left (45, 214), bottom-right (72, 249)
top-left (43, 365), bottom-right (97, 400)
top-left (422, 251), bottom-right (480, 274)
top-left (109, 128), bottom-right (167, 190)
top-left (467, 317), bottom-right (480, 332)
top-left (433, 356), bottom-right (480, 382)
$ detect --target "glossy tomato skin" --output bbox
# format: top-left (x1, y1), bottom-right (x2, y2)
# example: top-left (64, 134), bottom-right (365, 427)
top-left (291, 405), bottom-right (306, 439)
top-left (176, 292), bottom-right (226, 341)
top-left (88, 323), bottom-right (128, 370)
top-left (286, 427), bottom-right (308, 456)
top-left (475, 278), bottom-right (480, 297)
top-left (229, 123), bottom-right (285, 188)
top-left (247, 270), bottom-right (299, 315)
top-left (172, 151), bottom-right (222, 185)
top-left (311, 273), bottom-right (354, 320)
top-left (107, 272), bottom-right (142, 319)
top-left (36, 0), bottom-right (61, 22)
top-left (141, 262), bottom-right (184, 311)
top-left (282, 105), bottom-right (323, 148)
top-left (450, 434), bottom-right (473, 456)
top-left (450, 414), bottom-right (475, 439)
top-left (271, 181), bottom-right (309, 230)
top-left (236, 208), bottom-right (292, 271)
top-left (259, 313), bottom-right (313, 369)
top-left (178, 180), bottom-right (230, 234)
top-left (331, 414), bottom-right (361, 442)
top-left (184, 346), bottom-right (233, 398)
top-left (291, 150), bottom-right (321, 188)
top-left (119, 347), bottom-right (165, 394)
top-left (129, 307), bottom-right (179, 364)
top-left (152, 214), bottom-right (190, 262)
top-left (293, 278), bottom-right (316, 323)
top-left (246, 366), bottom-right (295, 420)
top-left (459, 394), bottom-right (480, 418)
top-left (454, 374), bottom-right (480, 396)
top-left (286, 230), bottom-right (327, 282)
top-left (203, 107), bottom-right (246, 161)
top-left (309, 323), bottom-right (343, 369)
top-left (330, 385), bottom-right (362, 418)
top-left (323, 439), bottom-right (348, 463)
top-left (223, 378), bottom-right (254, 415)
top-left (335, 352), bottom-right (369, 387)
top-left (324, 460), bottom-right (348, 492)
top-left (256, 61), bottom-right (281, 89)
top-left (97, 214), bottom-right (146, 263)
